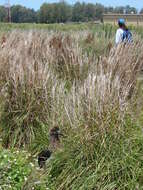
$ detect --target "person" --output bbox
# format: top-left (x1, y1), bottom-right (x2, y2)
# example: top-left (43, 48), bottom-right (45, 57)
top-left (115, 19), bottom-right (132, 45)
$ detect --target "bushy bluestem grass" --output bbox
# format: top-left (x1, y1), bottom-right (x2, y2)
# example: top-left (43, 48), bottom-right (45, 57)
top-left (0, 28), bottom-right (143, 189)
top-left (40, 118), bottom-right (143, 190)
top-left (0, 31), bottom-right (142, 147)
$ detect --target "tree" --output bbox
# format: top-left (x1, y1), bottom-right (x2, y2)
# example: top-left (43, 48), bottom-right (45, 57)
top-left (104, 6), bottom-right (114, 14)
top-left (84, 3), bottom-right (96, 21)
top-left (114, 6), bottom-right (125, 14)
top-left (95, 3), bottom-right (104, 20)
top-left (0, 6), bottom-right (7, 22)
top-left (3, 2), bottom-right (138, 24)
top-left (125, 5), bottom-right (137, 14)
top-left (38, 2), bottom-right (71, 23)
top-left (72, 2), bottom-right (85, 22)
top-left (11, 5), bottom-right (37, 23)
top-left (38, 3), bottom-right (51, 23)
top-left (140, 8), bottom-right (143, 14)
top-left (54, 1), bottom-right (72, 23)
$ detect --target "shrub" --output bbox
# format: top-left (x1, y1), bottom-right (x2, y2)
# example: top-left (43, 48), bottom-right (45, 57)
top-left (0, 148), bottom-right (34, 190)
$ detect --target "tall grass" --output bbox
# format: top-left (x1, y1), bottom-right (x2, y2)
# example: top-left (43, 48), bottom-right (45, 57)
top-left (0, 30), bottom-right (142, 146)
top-left (0, 28), bottom-right (143, 189)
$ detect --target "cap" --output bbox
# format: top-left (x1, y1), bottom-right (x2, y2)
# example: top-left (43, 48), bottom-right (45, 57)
top-left (118, 18), bottom-right (125, 25)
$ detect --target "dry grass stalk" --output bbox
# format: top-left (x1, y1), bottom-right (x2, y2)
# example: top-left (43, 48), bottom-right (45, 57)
top-left (0, 30), bottom-right (142, 147)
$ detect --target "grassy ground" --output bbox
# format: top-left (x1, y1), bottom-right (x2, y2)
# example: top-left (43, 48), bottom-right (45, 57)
top-left (0, 23), bottom-right (143, 189)
top-left (0, 22), bottom-right (90, 32)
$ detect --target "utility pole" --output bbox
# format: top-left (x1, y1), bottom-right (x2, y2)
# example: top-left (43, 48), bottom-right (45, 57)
top-left (5, 0), bottom-right (11, 22)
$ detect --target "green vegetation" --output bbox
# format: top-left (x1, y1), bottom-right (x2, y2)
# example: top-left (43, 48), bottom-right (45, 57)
top-left (0, 22), bottom-right (96, 33)
top-left (0, 24), bottom-right (143, 189)
top-left (44, 120), bottom-right (143, 190)
top-left (0, 148), bottom-right (34, 189)
top-left (0, 2), bottom-right (142, 24)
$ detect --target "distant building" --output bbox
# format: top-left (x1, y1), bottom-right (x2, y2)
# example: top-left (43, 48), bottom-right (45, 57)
top-left (103, 14), bottom-right (143, 25)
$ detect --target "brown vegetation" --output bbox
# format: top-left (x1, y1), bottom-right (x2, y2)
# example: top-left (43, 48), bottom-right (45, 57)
top-left (0, 31), bottom-right (142, 148)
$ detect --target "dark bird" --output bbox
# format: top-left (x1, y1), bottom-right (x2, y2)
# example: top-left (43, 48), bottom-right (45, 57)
top-left (38, 126), bottom-right (63, 168)
top-left (38, 149), bottom-right (52, 168)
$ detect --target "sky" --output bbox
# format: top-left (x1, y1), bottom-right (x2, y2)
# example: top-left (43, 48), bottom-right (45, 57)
top-left (0, 0), bottom-right (142, 11)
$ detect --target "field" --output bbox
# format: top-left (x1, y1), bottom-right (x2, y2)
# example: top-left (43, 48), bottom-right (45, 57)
top-left (0, 22), bottom-right (143, 190)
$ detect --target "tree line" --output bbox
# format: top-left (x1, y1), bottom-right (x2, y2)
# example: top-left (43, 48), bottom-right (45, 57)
top-left (0, 1), bottom-right (143, 23)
